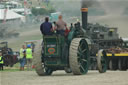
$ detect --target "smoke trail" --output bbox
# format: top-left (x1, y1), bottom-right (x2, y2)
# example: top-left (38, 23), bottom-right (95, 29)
top-left (97, 0), bottom-right (128, 16)
top-left (81, 0), bottom-right (128, 15)
top-left (81, 0), bottom-right (98, 8)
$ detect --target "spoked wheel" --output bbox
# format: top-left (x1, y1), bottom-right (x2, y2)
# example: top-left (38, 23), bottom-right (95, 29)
top-left (33, 40), bottom-right (53, 76)
top-left (97, 49), bottom-right (107, 73)
top-left (118, 58), bottom-right (127, 71)
top-left (109, 60), bottom-right (113, 70)
top-left (69, 38), bottom-right (89, 75)
top-left (3, 54), bottom-right (14, 67)
top-left (109, 60), bottom-right (118, 70)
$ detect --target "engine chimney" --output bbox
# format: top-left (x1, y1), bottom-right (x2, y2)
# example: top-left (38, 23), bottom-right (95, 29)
top-left (81, 7), bottom-right (88, 30)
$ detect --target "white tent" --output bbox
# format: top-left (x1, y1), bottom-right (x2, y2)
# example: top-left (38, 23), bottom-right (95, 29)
top-left (0, 9), bottom-right (24, 20)
top-left (6, 1), bottom-right (22, 6)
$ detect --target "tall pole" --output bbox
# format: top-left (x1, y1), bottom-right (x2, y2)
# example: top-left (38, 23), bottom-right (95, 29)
top-left (3, 8), bottom-right (7, 23)
top-left (24, 0), bottom-right (27, 23)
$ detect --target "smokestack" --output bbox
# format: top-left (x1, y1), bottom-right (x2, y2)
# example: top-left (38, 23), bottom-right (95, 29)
top-left (81, 7), bottom-right (88, 30)
top-left (81, 0), bottom-right (95, 30)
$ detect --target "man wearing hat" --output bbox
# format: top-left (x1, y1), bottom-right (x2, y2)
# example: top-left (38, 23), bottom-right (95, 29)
top-left (26, 44), bottom-right (33, 71)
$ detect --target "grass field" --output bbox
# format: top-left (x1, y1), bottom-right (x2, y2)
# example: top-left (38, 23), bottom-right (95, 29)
top-left (1, 63), bottom-right (35, 72)
top-left (0, 24), bottom-right (42, 51)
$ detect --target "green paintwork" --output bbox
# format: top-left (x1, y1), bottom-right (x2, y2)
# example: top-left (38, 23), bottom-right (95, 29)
top-left (43, 35), bottom-right (68, 68)
top-left (44, 36), bottom-right (59, 56)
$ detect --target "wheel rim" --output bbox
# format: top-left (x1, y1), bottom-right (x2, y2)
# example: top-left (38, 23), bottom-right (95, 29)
top-left (77, 39), bottom-right (89, 74)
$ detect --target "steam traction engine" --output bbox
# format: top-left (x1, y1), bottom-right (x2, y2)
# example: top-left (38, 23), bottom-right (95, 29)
top-left (33, 7), bottom-right (107, 76)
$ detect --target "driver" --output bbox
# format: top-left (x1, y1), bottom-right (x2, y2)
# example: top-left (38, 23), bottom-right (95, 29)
top-left (56, 15), bottom-right (67, 35)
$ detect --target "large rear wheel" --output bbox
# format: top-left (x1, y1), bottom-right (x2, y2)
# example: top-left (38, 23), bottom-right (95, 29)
top-left (69, 38), bottom-right (89, 75)
top-left (33, 40), bottom-right (53, 76)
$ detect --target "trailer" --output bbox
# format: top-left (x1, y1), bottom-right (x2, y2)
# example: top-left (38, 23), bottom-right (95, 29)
top-left (106, 42), bottom-right (128, 71)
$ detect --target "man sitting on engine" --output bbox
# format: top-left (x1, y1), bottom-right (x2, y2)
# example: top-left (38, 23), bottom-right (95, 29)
top-left (56, 15), bottom-right (67, 36)
top-left (40, 17), bottom-right (53, 35)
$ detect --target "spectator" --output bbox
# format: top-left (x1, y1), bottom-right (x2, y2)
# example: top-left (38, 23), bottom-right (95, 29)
top-left (56, 15), bottom-right (67, 35)
top-left (26, 45), bottom-right (33, 71)
top-left (19, 45), bottom-right (26, 71)
top-left (40, 17), bottom-right (53, 35)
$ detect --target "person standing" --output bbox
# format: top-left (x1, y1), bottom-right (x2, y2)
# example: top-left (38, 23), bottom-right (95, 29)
top-left (56, 15), bottom-right (67, 35)
top-left (40, 17), bottom-right (53, 35)
top-left (19, 45), bottom-right (26, 71)
top-left (0, 51), bottom-right (4, 71)
top-left (26, 44), bottom-right (33, 71)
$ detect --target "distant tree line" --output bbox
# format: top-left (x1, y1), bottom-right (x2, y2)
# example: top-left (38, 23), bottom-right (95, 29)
top-left (31, 7), bottom-right (55, 16)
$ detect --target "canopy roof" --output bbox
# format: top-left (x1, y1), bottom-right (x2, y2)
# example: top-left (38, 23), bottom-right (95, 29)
top-left (0, 9), bottom-right (24, 20)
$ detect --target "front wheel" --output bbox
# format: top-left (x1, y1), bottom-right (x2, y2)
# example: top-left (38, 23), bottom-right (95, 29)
top-left (97, 49), bottom-right (107, 73)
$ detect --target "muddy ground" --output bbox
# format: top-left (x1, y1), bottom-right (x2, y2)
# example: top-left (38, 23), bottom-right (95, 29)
top-left (1, 70), bottom-right (128, 85)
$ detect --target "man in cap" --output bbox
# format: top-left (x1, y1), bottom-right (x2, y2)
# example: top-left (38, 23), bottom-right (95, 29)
top-left (25, 44), bottom-right (33, 71)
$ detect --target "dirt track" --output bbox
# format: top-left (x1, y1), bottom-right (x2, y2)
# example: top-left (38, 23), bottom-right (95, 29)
top-left (1, 70), bottom-right (128, 85)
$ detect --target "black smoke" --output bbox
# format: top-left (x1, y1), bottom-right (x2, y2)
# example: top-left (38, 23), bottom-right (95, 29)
top-left (81, 0), bottom-right (98, 8)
